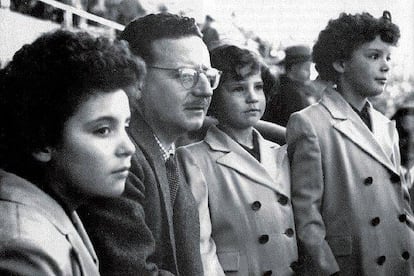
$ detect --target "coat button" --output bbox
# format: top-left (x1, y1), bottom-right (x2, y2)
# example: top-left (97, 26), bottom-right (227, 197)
top-left (285, 228), bottom-right (294, 237)
top-left (402, 251), bottom-right (410, 260)
top-left (259, 234), bottom-right (269, 244)
top-left (263, 270), bottom-right (272, 276)
top-left (251, 201), bottom-right (262, 211)
top-left (376, 256), bottom-right (386, 265)
top-left (371, 217), bottom-right (380, 226)
top-left (278, 195), bottom-right (288, 206)
top-left (399, 214), bottom-right (407, 223)
top-left (390, 174), bottom-right (400, 183)
top-left (364, 177), bottom-right (373, 185)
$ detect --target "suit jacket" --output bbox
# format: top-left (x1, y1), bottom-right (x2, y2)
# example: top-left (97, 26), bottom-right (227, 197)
top-left (177, 126), bottom-right (298, 276)
top-left (78, 111), bottom-right (202, 276)
top-left (0, 169), bottom-right (99, 276)
top-left (286, 88), bottom-right (414, 276)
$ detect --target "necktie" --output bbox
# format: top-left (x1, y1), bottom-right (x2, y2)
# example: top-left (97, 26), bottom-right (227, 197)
top-left (360, 104), bottom-right (372, 131)
top-left (165, 154), bottom-right (179, 206)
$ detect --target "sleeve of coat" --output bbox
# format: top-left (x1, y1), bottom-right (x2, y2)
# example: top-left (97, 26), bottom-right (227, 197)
top-left (176, 147), bottom-right (225, 276)
top-left (0, 239), bottom-right (66, 276)
top-left (78, 153), bottom-right (174, 276)
top-left (286, 112), bottom-right (340, 276)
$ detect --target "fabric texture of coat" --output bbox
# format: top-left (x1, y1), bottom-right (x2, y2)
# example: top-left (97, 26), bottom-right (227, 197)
top-left (286, 87), bottom-right (414, 276)
top-left (0, 169), bottom-right (99, 276)
top-left (177, 126), bottom-right (298, 276)
top-left (78, 110), bottom-right (203, 276)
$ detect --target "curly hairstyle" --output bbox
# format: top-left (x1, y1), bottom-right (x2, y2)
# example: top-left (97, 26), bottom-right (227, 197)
top-left (119, 13), bottom-right (202, 64)
top-left (0, 29), bottom-right (145, 176)
top-left (208, 44), bottom-right (262, 117)
top-left (313, 11), bottom-right (400, 83)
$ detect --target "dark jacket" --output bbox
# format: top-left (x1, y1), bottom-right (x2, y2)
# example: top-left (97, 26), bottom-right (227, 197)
top-left (78, 111), bottom-right (203, 276)
top-left (263, 74), bottom-right (313, 127)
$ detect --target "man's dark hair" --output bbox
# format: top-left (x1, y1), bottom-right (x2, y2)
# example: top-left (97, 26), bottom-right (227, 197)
top-left (120, 12), bottom-right (202, 64)
top-left (0, 29), bottom-right (145, 177)
top-left (313, 11), bottom-right (400, 83)
top-left (208, 44), bottom-right (261, 118)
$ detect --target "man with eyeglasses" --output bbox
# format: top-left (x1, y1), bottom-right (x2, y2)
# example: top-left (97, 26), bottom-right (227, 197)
top-left (78, 13), bottom-right (221, 275)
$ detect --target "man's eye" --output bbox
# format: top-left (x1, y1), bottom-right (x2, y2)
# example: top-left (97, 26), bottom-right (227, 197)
top-left (368, 54), bottom-right (379, 59)
top-left (94, 127), bottom-right (111, 136)
top-left (181, 73), bottom-right (195, 82)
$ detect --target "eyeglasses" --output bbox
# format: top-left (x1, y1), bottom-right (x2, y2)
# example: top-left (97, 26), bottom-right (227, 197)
top-left (148, 65), bottom-right (222, 90)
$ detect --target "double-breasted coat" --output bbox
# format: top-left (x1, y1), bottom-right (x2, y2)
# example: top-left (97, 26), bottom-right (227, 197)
top-left (0, 169), bottom-right (99, 276)
top-left (286, 88), bottom-right (414, 276)
top-left (177, 126), bottom-right (298, 276)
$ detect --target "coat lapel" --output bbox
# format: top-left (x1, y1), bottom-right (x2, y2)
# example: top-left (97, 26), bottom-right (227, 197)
top-left (128, 110), bottom-right (177, 259)
top-left (205, 126), bottom-right (289, 197)
top-left (321, 89), bottom-right (398, 174)
top-left (67, 212), bottom-right (100, 275)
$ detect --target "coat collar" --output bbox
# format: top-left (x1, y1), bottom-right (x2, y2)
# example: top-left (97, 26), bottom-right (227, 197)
top-left (204, 125), bottom-right (290, 197)
top-left (0, 169), bottom-right (99, 273)
top-left (321, 88), bottom-right (399, 174)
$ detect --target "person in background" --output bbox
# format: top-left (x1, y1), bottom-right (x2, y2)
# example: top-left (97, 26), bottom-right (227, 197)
top-left (177, 44), bottom-right (298, 276)
top-left (201, 15), bottom-right (220, 50)
top-left (263, 45), bottom-right (319, 127)
top-left (78, 13), bottom-right (221, 275)
top-left (287, 11), bottom-right (414, 275)
top-left (392, 104), bottom-right (414, 209)
top-left (0, 29), bottom-right (141, 275)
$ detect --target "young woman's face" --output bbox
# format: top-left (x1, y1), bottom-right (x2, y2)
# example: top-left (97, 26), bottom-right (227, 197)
top-left (50, 89), bottom-right (135, 199)
top-left (215, 72), bottom-right (266, 129)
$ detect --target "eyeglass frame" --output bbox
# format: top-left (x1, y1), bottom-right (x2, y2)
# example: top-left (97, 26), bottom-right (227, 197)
top-left (148, 65), bottom-right (222, 90)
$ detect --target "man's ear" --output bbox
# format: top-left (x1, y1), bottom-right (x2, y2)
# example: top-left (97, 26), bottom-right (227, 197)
top-left (332, 60), bottom-right (346, 74)
top-left (32, 147), bottom-right (53, 163)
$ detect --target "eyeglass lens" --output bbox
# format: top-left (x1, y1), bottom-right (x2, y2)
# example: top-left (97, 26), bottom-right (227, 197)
top-left (179, 68), bottom-right (220, 90)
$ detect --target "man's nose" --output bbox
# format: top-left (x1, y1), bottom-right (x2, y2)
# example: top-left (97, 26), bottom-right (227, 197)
top-left (192, 73), bottom-right (213, 97)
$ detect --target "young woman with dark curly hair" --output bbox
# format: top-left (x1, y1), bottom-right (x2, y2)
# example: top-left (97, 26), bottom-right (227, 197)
top-left (0, 30), bottom-right (145, 275)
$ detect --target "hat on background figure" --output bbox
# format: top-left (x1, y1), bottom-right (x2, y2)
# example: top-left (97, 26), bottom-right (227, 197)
top-left (278, 45), bottom-right (311, 66)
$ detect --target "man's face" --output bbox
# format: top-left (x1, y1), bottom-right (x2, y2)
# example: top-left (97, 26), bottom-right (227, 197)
top-left (141, 36), bottom-right (213, 137)
top-left (341, 35), bottom-right (394, 100)
top-left (290, 61), bottom-right (311, 82)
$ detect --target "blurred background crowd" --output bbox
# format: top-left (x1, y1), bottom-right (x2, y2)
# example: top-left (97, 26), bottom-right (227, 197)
top-left (1, 0), bottom-right (413, 116)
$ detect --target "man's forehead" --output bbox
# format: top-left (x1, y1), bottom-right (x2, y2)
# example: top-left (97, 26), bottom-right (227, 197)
top-left (150, 36), bottom-right (210, 66)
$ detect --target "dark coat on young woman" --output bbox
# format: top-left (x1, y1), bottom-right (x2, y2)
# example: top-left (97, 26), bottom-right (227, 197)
top-left (78, 111), bottom-right (203, 276)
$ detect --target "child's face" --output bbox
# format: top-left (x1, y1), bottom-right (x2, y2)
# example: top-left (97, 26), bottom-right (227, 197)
top-left (341, 35), bottom-right (394, 99)
top-left (50, 89), bottom-right (135, 199)
top-left (216, 72), bottom-right (266, 129)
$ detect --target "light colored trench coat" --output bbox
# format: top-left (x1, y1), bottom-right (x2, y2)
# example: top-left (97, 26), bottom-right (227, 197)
top-left (0, 169), bottom-right (100, 276)
top-left (177, 126), bottom-right (298, 276)
top-left (286, 88), bottom-right (414, 276)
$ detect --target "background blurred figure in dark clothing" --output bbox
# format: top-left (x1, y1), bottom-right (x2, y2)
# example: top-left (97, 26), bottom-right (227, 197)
top-left (263, 45), bottom-right (319, 127)
top-left (392, 104), bottom-right (414, 209)
top-left (201, 15), bottom-right (219, 50)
